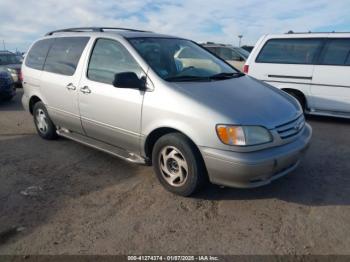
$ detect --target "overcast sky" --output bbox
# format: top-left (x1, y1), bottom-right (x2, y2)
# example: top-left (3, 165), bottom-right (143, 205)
top-left (1, 0), bottom-right (350, 52)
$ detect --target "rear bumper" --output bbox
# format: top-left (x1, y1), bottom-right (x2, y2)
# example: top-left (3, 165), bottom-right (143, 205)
top-left (200, 123), bottom-right (312, 188)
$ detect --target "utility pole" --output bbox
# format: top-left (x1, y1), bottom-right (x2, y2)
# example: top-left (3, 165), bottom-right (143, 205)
top-left (2, 40), bottom-right (6, 51)
top-left (238, 35), bottom-right (243, 47)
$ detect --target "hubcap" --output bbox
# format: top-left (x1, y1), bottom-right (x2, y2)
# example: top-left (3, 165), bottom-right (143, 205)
top-left (35, 109), bottom-right (48, 134)
top-left (159, 146), bottom-right (188, 187)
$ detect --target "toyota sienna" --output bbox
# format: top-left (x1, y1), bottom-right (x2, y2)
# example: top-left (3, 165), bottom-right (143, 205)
top-left (22, 27), bottom-right (312, 196)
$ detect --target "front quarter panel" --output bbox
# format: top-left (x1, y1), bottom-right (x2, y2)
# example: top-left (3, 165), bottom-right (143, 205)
top-left (140, 80), bottom-right (233, 156)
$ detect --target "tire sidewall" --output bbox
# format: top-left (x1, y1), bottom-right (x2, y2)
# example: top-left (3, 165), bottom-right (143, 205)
top-left (152, 133), bottom-right (202, 196)
top-left (33, 102), bottom-right (57, 140)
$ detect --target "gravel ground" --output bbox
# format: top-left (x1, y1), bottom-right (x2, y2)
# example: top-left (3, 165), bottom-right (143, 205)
top-left (0, 90), bottom-right (349, 255)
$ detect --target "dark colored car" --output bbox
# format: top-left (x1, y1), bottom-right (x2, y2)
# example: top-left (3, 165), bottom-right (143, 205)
top-left (241, 45), bottom-right (254, 53)
top-left (0, 51), bottom-right (22, 87)
top-left (0, 71), bottom-right (15, 101)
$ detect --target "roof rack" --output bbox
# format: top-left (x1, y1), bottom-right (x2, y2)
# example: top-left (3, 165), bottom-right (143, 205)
top-left (45, 27), bottom-right (151, 36)
top-left (286, 30), bottom-right (350, 34)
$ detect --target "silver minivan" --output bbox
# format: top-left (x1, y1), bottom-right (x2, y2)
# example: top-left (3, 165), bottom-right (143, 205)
top-left (22, 27), bottom-right (312, 196)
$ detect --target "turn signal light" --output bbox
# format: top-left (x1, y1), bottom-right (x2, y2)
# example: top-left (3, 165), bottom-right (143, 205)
top-left (216, 125), bottom-right (246, 145)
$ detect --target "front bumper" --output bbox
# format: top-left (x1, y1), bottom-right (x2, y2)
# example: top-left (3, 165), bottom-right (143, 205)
top-left (200, 123), bottom-right (312, 188)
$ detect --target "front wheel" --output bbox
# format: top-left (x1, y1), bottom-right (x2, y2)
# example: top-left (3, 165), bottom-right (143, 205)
top-left (33, 101), bottom-right (58, 140)
top-left (152, 133), bottom-right (207, 196)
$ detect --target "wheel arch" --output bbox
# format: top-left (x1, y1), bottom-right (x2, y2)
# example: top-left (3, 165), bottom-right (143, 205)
top-left (29, 95), bottom-right (42, 114)
top-left (281, 88), bottom-right (307, 109)
top-left (143, 127), bottom-right (205, 167)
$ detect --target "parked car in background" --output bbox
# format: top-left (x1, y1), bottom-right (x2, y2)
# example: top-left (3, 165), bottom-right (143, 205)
top-left (15, 53), bottom-right (24, 63)
top-left (0, 51), bottom-right (22, 87)
top-left (22, 27), bottom-right (311, 196)
top-left (245, 32), bottom-right (350, 119)
top-left (0, 71), bottom-right (15, 101)
top-left (202, 43), bottom-right (250, 71)
top-left (241, 45), bottom-right (254, 53)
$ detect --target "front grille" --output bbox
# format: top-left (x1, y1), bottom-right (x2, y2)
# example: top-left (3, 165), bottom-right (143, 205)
top-left (276, 114), bottom-right (305, 139)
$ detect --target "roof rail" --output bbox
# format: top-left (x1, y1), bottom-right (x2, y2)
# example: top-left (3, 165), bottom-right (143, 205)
top-left (286, 30), bottom-right (350, 34)
top-left (45, 27), bottom-right (151, 36)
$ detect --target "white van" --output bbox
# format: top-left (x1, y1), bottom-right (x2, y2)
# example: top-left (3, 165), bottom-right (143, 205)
top-left (245, 32), bottom-right (350, 118)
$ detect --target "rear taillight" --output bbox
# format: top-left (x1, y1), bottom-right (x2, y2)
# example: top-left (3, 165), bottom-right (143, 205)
top-left (243, 65), bottom-right (249, 74)
top-left (19, 70), bottom-right (23, 82)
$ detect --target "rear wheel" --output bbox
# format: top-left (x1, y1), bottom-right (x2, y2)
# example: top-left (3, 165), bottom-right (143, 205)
top-left (33, 102), bottom-right (58, 140)
top-left (152, 133), bottom-right (206, 196)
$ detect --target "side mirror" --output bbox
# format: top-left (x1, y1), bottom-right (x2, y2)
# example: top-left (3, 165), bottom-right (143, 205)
top-left (113, 72), bottom-right (145, 90)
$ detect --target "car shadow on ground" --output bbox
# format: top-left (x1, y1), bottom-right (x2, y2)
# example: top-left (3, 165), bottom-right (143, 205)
top-left (195, 166), bottom-right (350, 207)
top-left (0, 91), bottom-right (24, 112)
top-left (306, 114), bottom-right (350, 124)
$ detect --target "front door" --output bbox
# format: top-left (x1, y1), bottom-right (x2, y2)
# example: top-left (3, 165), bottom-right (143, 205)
top-left (78, 38), bottom-right (145, 153)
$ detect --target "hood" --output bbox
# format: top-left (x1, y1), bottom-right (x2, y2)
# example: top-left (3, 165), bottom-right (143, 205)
top-left (171, 75), bottom-right (302, 129)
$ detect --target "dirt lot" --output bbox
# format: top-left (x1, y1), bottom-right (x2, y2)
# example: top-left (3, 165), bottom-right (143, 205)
top-left (0, 90), bottom-right (349, 255)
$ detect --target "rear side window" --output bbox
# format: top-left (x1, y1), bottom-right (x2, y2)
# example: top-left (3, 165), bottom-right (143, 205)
top-left (319, 38), bottom-right (350, 66)
top-left (256, 38), bottom-right (323, 64)
top-left (25, 39), bottom-right (54, 70)
top-left (44, 37), bottom-right (89, 76)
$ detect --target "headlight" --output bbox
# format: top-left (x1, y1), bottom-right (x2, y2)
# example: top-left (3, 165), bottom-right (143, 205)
top-left (216, 125), bottom-right (272, 146)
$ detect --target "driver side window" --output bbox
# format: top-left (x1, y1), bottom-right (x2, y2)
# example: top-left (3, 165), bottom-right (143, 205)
top-left (87, 38), bottom-right (142, 85)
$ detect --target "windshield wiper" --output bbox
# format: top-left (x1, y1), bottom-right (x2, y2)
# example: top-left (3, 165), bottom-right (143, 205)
top-left (165, 75), bottom-right (210, 82)
top-left (209, 72), bottom-right (245, 80)
top-left (165, 72), bottom-right (245, 82)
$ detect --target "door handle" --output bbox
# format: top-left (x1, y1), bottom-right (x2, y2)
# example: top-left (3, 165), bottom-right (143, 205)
top-left (66, 83), bottom-right (77, 90)
top-left (80, 86), bottom-right (91, 94)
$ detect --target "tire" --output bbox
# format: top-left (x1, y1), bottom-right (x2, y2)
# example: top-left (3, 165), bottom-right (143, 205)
top-left (33, 101), bottom-right (58, 140)
top-left (152, 133), bottom-right (207, 196)
top-left (288, 92), bottom-right (306, 112)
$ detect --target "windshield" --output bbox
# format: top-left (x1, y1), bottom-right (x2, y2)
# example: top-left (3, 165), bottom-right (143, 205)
top-left (128, 38), bottom-right (239, 81)
top-left (0, 54), bottom-right (21, 65)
